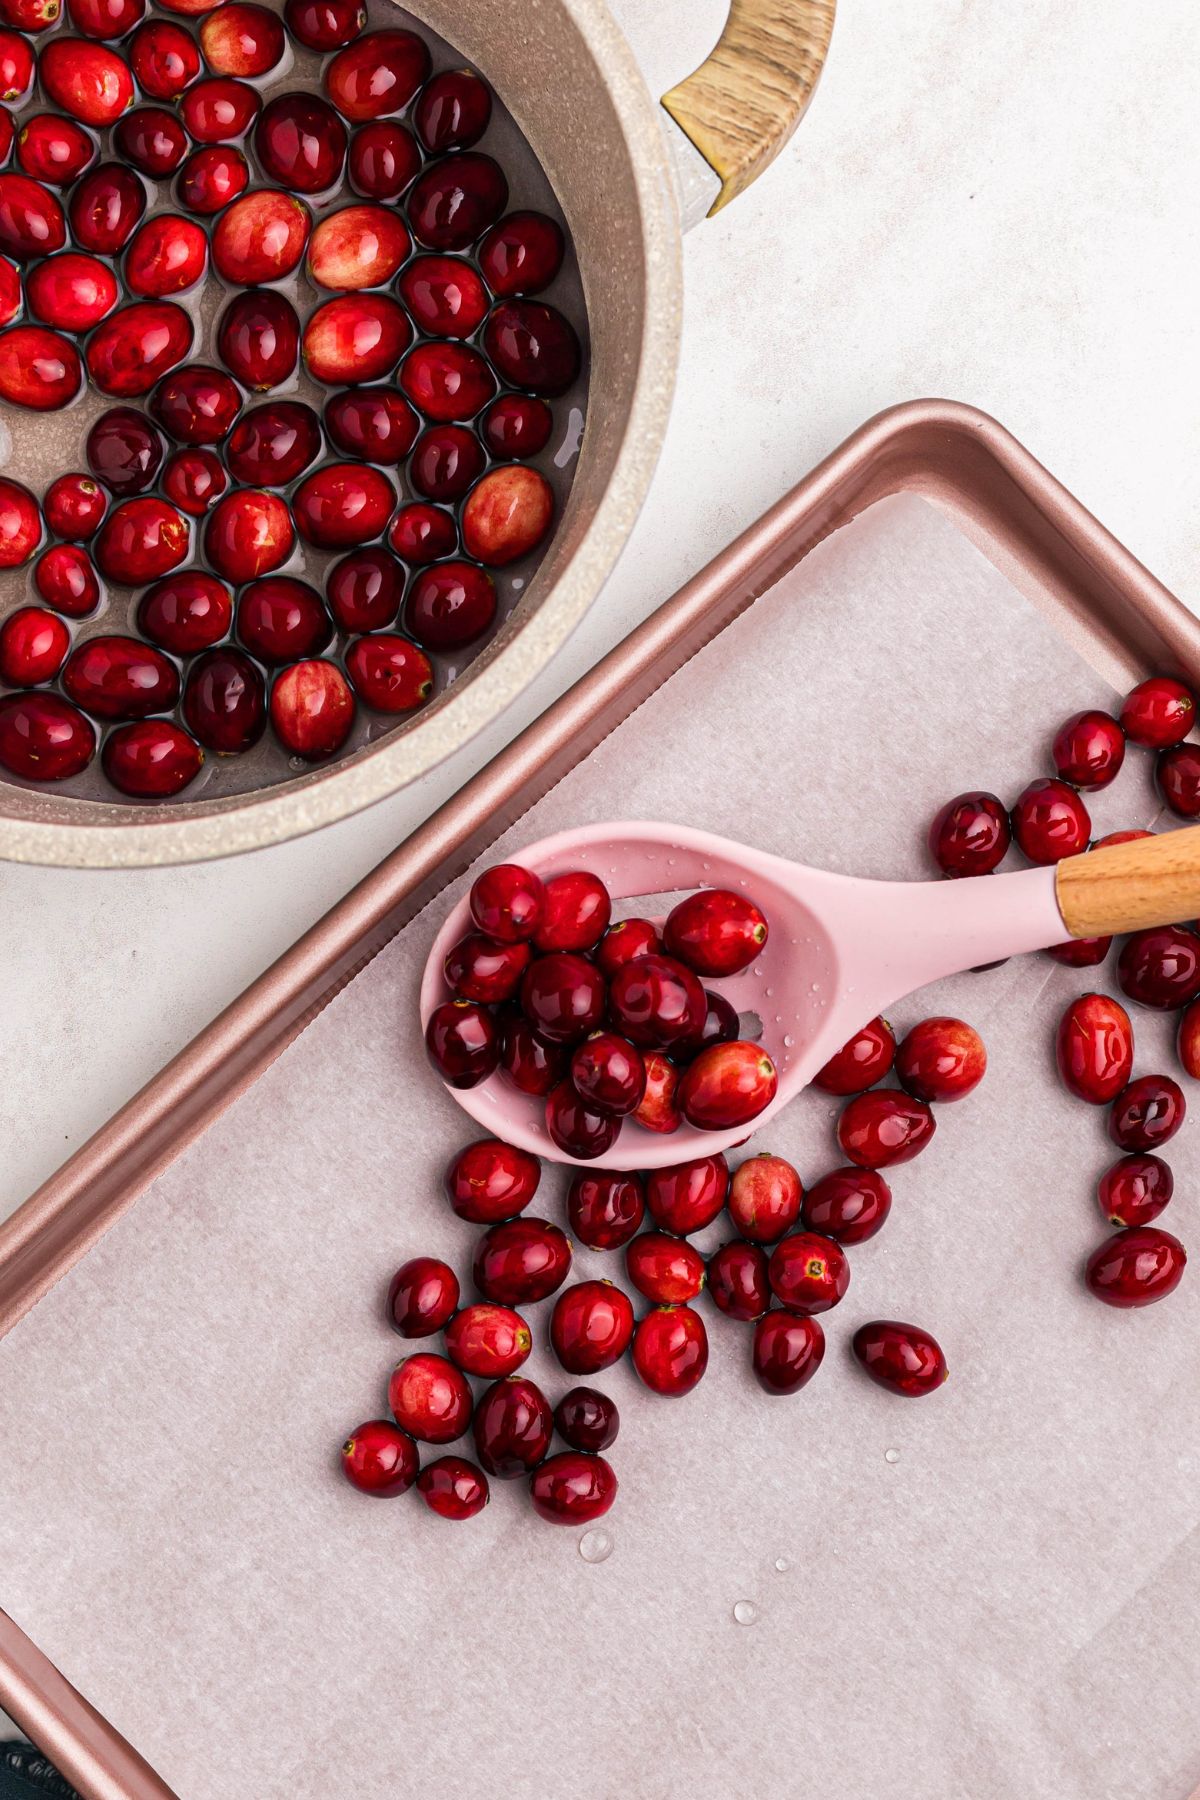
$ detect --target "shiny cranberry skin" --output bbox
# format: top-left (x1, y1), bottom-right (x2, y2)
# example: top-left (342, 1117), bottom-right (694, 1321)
top-left (284, 0), bottom-right (364, 50)
top-left (417, 1455), bottom-right (489, 1520)
top-left (445, 1303), bottom-right (531, 1380)
top-left (325, 27), bottom-right (429, 122)
top-left (177, 144), bottom-right (247, 213)
top-left (632, 1305), bottom-right (707, 1397)
top-left (1086, 1225), bottom-right (1187, 1308)
top-left (87, 300), bottom-right (193, 398)
top-left (211, 189), bottom-right (309, 287)
top-left (1109, 1074), bottom-right (1186, 1152)
top-left (43, 474), bottom-right (105, 542)
top-left (406, 151), bottom-right (505, 251)
top-left (400, 341), bottom-right (493, 425)
top-left (530, 1450), bottom-right (616, 1525)
top-left (0, 255), bottom-right (20, 326)
top-left (593, 918), bottom-right (658, 978)
top-left (481, 394), bottom-right (553, 463)
top-left (66, 162), bottom-right (140, 257)
top-left (1, 326), bottom-right (81, 418)
top-left (853, 1319), bottom-right (947, 1396)
top-left (26, 253), bottom-right (116, 331)
top-left (0, 692), bottom-right (94, 779)
top-left (550, 1279), bottom-right (634, 1375)
top-left (0, 607), bottom-right (68, 686)
top-left (469, 863), bottom-right (544, 944)
top-left (408, 424), bottom-right (486, 502)
top-left (726, 1153), bottom-right (801, 1243)
top-left (303, 293), bottom-right (410, 386)
top-left (17, 113), bottom-right (95, 186)
top-left (681, 1041), bottom-right (778, 1130)
top-left (665, 890), bottom-right (768, 976)
top-left (484, 299), bottom-right (581, 396)
top-left (345, 633), bottom-right (432, 714)
top-left (404, 559), bottom-right (495, 651)
top-left (270, 659), bottom-right (354, 760)
top-left (927, 789), bottom-right (1010, 875)
top-left (204, 488), bottom-right (294, 582)
top-left (625, 1232), bottom-right (704, 1306)
top-left (444, 932), bottom-right (529, 1005)
top-left (545, 1080), bottom-right (620, 1159)
top-left (33, 543), bottom-right (97, 614)
top-left (138, 571), bottom-right (231, 653)
top-left (340, 1419), bottom-right (417, 1496)
top-left (161, 446), bottom-right (227, 517)
top-left (837, 1090), bottom-right (936, 1168)
top-left (1156, 743), bottom-right (1200, 818)
top-left (217, 288), bottom-right (300, 392)
top-left (399, 255), bottom-right (489, 340)
top-left (0, 171), bottom-right (66, 260)
top-left (705, 1239), bottom-right (768, 1321)
top-left (473, 1217), bottom-right (570, 1305)
top-left (1051, 708), bottom-right (1125, 788)
top-left (478, 209), bottom-right (564, 297)
top-left (0, 477), bottom-right (41, 567)
top-left (129, 17), bottom-right (198, 96)
top-left (896, 1016), bottom-right (987, 1102)
top-left (66, 0), bottom-right (142, 38)
top-left (0, 0), bottom-right (58, 30)
top-left (498, 1011), bottom-right (565, 1098)
top-left (0, 24), bottom-right (31, 91)
top-left (151, 366), bottom-right (241, 449)
top-left (1117, 925), bottom-right (1200, 1009)
top-left (255, 91), bottom-right (347, 193)
top-left (554, 1386), bottom-right (618, 1453)
top-left (320, 553), bottom-right (399, 641)
top-left (1056, 991), bottom-right (1134, 1103)
top-left (607, 953), bottom-right (705, 1050)
top-left (386, 1254), bottom-right (459, 1335)
top-left (526, 872), bottom-right (605, 954)
top-left (1098, 1153), bottom-right (1172, 1229)
top-left (802, 1167), bottom-right (891, 1244)
top-left (324, 387), bottom-right (418, 466)
top-left (182, 647), bottom-right (266, 754)
top-left (86, 406), bottom-right (161, 497)
top-left (237, 577), bottom-right (330, 664)
top-left (200, 2), bottom-right (283, 75)
top-left (307, 201), bottom-right (409, 291)
top-left (570, 1033), bottom-right (645, 1117)
top-left (813, 1016), bottom-right (895, 1095)
top-left (292, 462), bottom-right (394, 550)
top-left (645, 1154), bottom-right (728, 1235)
top-left (95, 496), bottom-right (188, 583)
top-left (1010, 777), bottom-right (1091, 863)
top-left (445, 1137), bottom-right (540, 1224)
top-left (101, 719), bottom-right (203, 797)
top-left (753, 1311), bottom-right (825, 1395)
top-left (519, 952), bottom-right (604, 1045)
top-left (1120, 675), bottom-right (1195, 747)
top-left (39, 38), bottom-right (133, 126)
top-left (347, 117), bottom-right (419, 200)
top-left (672, 990), bottom-right (743, 1064)
top-left (114, 107), bottom-right (187, 178)
top-left (633, 1050), bottom-right (681, 1134)
top-left (464, 464), bottom-right (556, 566)
top-left (62, 633), bottom-right (177, 721)
top-left (388, 1351), bottom-right (471, 1444)
top-left (768, 1231), bottom-right (849, 1316)
top-left (1180, 998), bottom-right (1200, 1077)
top-left (223, 404), bottom-right (317, 493)
top-left (411, 68), bottom-right (488, 152)
top-left (180, 76), bottom-right (260, 144)
top-left (564, 1171), bottom-right (642, 1252)
top-left (472, 1374), bottom-right (552, 1478)
top-left (424, 997), bottom-right (497, 1088)
top-left (1045, 935), bottom-right (1112, 968)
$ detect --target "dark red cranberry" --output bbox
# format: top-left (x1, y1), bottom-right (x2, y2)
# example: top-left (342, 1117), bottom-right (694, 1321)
top-left (326, 547), bottom-right (403, 633)
top-left (40, 38), bottom-right (133, 127)
top-left (388, 1351), bottom-right (471, 1443)
top-left (177, 143), bottom-right (248, 213)
top-left (94, 496), bottom-right (188, 583)
top-left (284, 0), bottom-right (364, 50)
top-left (1120, 675), bottom-right (1195, 747)
top-left (17, 112), bottom-right (95, 186)
top-left (340, 1419), bottom-right (417, 1496)
top-left (67, 161), bottom-right (142, 254)
top-left (204, 488), bottom-right (294, 583)
top-left (33, 543), bottom-right (98, 614)
top-left (101, 719), bottom-right (203, 797)
top-left (217, 288), bottom-right (300, 391)
top-left (927, 789), bottom-right (1010, 875)
top-left (679, 1041), bottom-right (778, 1130)
top-left (200, 2), bottom-right (284, 76)
top-left (481, 394), bottom-right (554, 461)
top-left (237, 577), bottom-right (330, 664)
top-left (347, 117), bottom-right (419, 200)
top-left (554, 1386), bottom-right (618, 1454)
top-left (608, 953), bottom-right (706, 1049)
top-left (498, 1011), bottom-right (566, 1097)
top-left (532, 871), bottom-right (609, 953)
top-left (0, 477), bottom-right (41, 568)
top-left (129, 17), bottom-right (200, 98)
top-left (1052, 709), bottom-right (1125, 787)
top-left (1045, 935), bottom-right (1112, 967)
top-left (472, 1374), bottom-right (552, 1478)
top-left (1117, 925), bottom-right (1200, 1009)
top-left (416, 1456), bottom-right (489, 1520)
top-left (403, 559), bottom-right (495, 651)
top-left (114, 106), bottom-right (187, 178)
top-left (812, 1016), bottom-right (896, 1095)
top-left (594, 918), bottom-right (660, 977)
top-left (43, 474), bottom-right (105, 542)
top-left (896, 1016), bottom-right (987, 1101)
top-left (473, 1216), bottom-right (571, 1305)
top-left (182, 648), bottom-right (266, 754)
top-left (0, 692), bottom-right (95, 779)
top-left (180, 76), bottom-right (260, 143)
top-left (1157, 743), bottom-right (1200, 818)
top-left (571, 1033), bottom-right (645, 1117)
top-left (530, 1451), bottom-right (617, 1525)
top-left (161, 446), bottom-right (227, 517)
top-left (483, 300), bottom-right (581, 396)
top-left (270, 659), bottom-right (354, 760)
top-left (461, 464), bottom-right (554, 567)
top-left (1056, 992), bottom-right (1133, 1103)
top-left (664, 891), bottom-right (768, 977)
top-left (226, 400), bottom-right (320, 489)
top-left (1098, 1153), bottom-right (1173, 1229)
top-left (151, 365), bottom-right (243, 450)
top-left (62, 634), bottom-right (178, 721)
top-left (66, 0), bottom-right (142, 39)
top-left (138, 572), bottom-right (231, 654)
top-left (444, 1303), bottom-right (531, 1379)
top-left (1179, 999), bottom-right (1200, 1078)
top-left (212, 187), bottom-right (310, 285)
top-left (303, 293), bottom-right (410, 385)
top-left (545, 1080), bottom-right (621, 1160)
top-left (292, 462), bottom-right (394, 550)
top-left (1085, 1225), bottom-right (1186, 1308)
top-left (768, 1231), bottom-right (849, 1315)
top-left (566, 1171), bottom-right (644, 1250)
top-left (520, 952), bottom-right (605, 1044)
top-left (470, 863), bottom-right (544, 943)
top-left (324, 387), bottom-right (418, 466)
top-left (550, 1279), bottom-right (634, 1374)
top-left (307, 200), bottom-right (409, 290)
top-left (634, 1050), bottom-right (682, 1133)
top-left (0, 170), bottom-right (66, 260)
top-left (324, 27), bottom-right (429, 122)
top-left (414, 67), bottom-right (491, 152)
top-left (753, 1310), bottom-right (825, 1395)
top-left (406, 152), bottom-right (505, 251)
top-left (852, 1320), bottom-right (948, 1396)
top-left (424, 998), bottom-right (498, 1086)
top-left (645, 1154), bottom-right (728, 1235)
top-left (727, 1153), bottom-right (802, 1243)
top-left (399, 254), bottom-right (489, 338)
top-left (0, 323), bottom-right (81, 410)
top-left (625, 1232), bottom-right (704, 1305)
top-left (444, 932), bottom-right (530, 1005)
top-left (255, 91), bottom-right (347, 193)
top-left (86, 406), bottom-right (162, 496)
top-left (25, 254), bottom-right (116, 331)
top-left (87, 300), bottom-right (193, 398)
top-left (837, 1091), bottom-right (936, 1168)
top-left (345, 633), bottom-right (432, 714)
top-left (0, 606), bottom-right (68, 685)
top-left (388, 501), bottom-right (456, 564)
top-left (671, 989), bottom-right (741, 1063)
top-left (1010, 777), bottom-right (1090, 863)
top-left (408, 424), bottom-right (486, 501)
top-left (478, 209), bottom-right (564, 296)
top-left (401, 340), bottom-right (494, 423)
top-left (707, 1239), bottom-right (770, 1321)
top-left (386, 1255), bottom-right (459, 1335)
top-left (1109, 1075), bottom-right (1185, 1152)
top-left (632, 1305), bottom-right (708, 1397)
top-left (802, 1167), bottom-right (891, 1244)
top-left (445, 1137), bottom-right (540, 1225)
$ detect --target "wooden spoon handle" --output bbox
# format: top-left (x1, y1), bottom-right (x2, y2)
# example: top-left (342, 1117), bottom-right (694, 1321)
top-left (1057, 827), bottom-right (1200, 937)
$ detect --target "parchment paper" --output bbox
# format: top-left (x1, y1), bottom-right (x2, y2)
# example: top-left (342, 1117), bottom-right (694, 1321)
top-left (2, 495), bottom-right (1197, 1800)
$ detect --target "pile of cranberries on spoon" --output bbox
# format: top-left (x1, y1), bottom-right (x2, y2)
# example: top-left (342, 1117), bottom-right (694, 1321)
top-left (0, 5), bottom-right (584, 798)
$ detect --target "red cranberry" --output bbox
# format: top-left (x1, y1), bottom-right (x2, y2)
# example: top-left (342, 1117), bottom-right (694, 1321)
top-left (413, 68), bottom-right (490, 153)
top-left (484, 299), bottom-right (581, 396)
top-left (66, 0), bottom-right (142, 38)
top-left (408, 424), bottom-right (486, 501)
top-left (386, 1255), bottom-right (459, 1335)
top-left (94, 495), bottom-right (188, 583)
top-left (608, 953), bottom-right (706, 1049)
top-left (303, 293), bottom-right (410, 385)
top-left (444, 932), bottom-right (529, 1005)
top-left (405, 153), bottom-right (504, 253)
top-left (151, 365), bottom-right (242, 447)
top-left (1010, 777), bottom-right (1090, 863)
top-left (86, 405), bottom-right (163, 496)
top-left (571, 1033), bottom-right (645, 1117)
top-left (727, 1153), bottom-right (802, 1243)
top-left (1051, 709), bottom-right (1125, 787)
top-left (471, 863), bottom-right (545, 943)
top-left (388, 1351), bottom-right (471, 1443)
top-left (554, 1386), bottom-right (618, 1453)
top-left (632, 1305), bottom-right (707, 1397)
top-left (284, 0), bottom-right (364, 50)
top-left (0, 606), bottom-right (68, 686)
top-left (125, 211), bottom-right (209, 296)
top-left (852, 1320), bottom-right (947, 1396)
top-left (1120, 675), bottom-right (1195, 747)
top-left (566, 1171), bottom-right (644, 1250)
top-left (1180, 999), bottom-right (1200, 1077)
top-left (0, 170), bottom-right (66, 260)
top-left (473, 1216), bottom-right (570, 1305)
top-left (424, 997), bottom-right (498, 1088)
top-left (445, 1303), bottom-right (531, 1379)
top-left (594, 918), bottom-right (660, 977)
top-left (324, 27), bottom-right (429, 122)
top-left (1045, 935), bottom-right (1112, 967)
top-left (177, 143), bottom-right (248, 213)
top-left (347, 117), bottom-right (419, 200)
top-left (387, 502), bottom-right (456, 565)
top-left (340, 1419), bottom-right (417, 1496)
top-left (1156, 743), bottom-right (1200, 818)
top-left (672, 990), bottom-right (744, 1070)
top-left (520, 952), bottom-right (604, 1044)
top-left (17, 113), bottom-right (95, 186)
top-left (813, 1016), bottom-right (896, 1095)
top-left (403, 559), bottom-right (496, 651)
top-left (255, 91), bottom-right (346, 193)
top-left (39, 38), bottom-right (133, 127)
top-left (87, 300), bottom-right (193, 398)
top-left (645, 1154), bottom-right (728, 1235)
top-left (461, 464), bottom-right (554, 567)
top-left (1109, 1074), bottom-right (1186, 1152)
top-left (498, 1011), bottom-right (566, 1097)
top-left (0, 692), bottom-right (95, 779)
top-left (0, 23), bottom-right (31, 90)
top-left (67, 161), bottom-right (142, 254)
top-left (101, 719), bottom-right (203, 797)
top-left (307, 201), bottom-right (409, 290)
top-left (326, 546), bottom-right (404, 632)
top-left (530, 1451), bottom-right (616, 1525)
top-left (753, 1311), bottom-right (825, 1395)
top-left (481, 394), bottom-right (554, 462)
top-left (34, 543), bottom-right (98, 614)
top-left (1098, 1153), bottom-right (1172, 1229)
top-left (217, 288), bottom-right (300, 391)
top-left (212, 189), bottom-right (310, 286)
top-left (399, 255), bottom-right (488, 341)
top-left (25, 253), bottom-right (116, 330)
top-left (679, 1040), bottom-right (778, 1130)
top-left (0, 0), bottom-right (57, 30)
top-left (625, 1232), bottom-right (704, 1306)
top-left (401, 341), bottom-right (494, 425)
top-left (478, 209), bottom-right (564, 297)
top-left (0, 476), bottom-right (42, 566)
top-left (472, 1374), bottom-right (552, 1478)
top-left (445, 1137), bottom-right (540, 1224)
top-left (768, 1231), bottom-right (848, 1315)
top-left (292, 462), bottom-right (394, 550)
top-left (927, 789), bottom-right (1010, 875)
top-left (545, 1079), bottom-right (621, 1159)
top-left (324, 387), bottom-right (418, 466)
top-left (707, 1239), bottom-right (770, 1320)
top-left (62, 634), bottom-right (178, 720)
top-left (1085, 1225), bottom-right (1186, 1308)
top-left (225, 401), bottom-right (320, 490)
top-left (346, 633), bottom-right (432, 714)
top-left (129, 18), bottom-right (200, 98)
top-left (138, 572), bottom-right (231, 653)
top-left (1095, 828), bottom-right (1154, 848)
top-left (1117, 925), bottom-right (1200, 1009)
top-left (114, 107), bottom-right (187, 178)
top-left (182, 647), bottom-right (266, 754)
top-left (44, 474), bottom-right (106, 541)
top-left (416, 1456), bottom-right (489, 1521)
top-left (896, 1015), bottom-right (986, 1102)
top-left (634, 1050), bottom-right (682, 1133)
top-left (550, 1279), bottom-right (634, 1374)
top-left (0, 322), bottom-right (81, 411)
top-left (180, 75), bottom-right (260, 143)
top-left (661, 889), bottom-right (765, 977)
top-left (162, 446), bottom-right (227, 517)
top-left (532, 871), bottom-right (609, 953)
top-left (270, 659), bottom-right (355, 761)
top-left (1056, 992), bottom-right (1134, 1104)
top-left (837, 1090), bottom-right (936, 1168)
top-left (199, 2), bottom-right (284, 76)
top-left (802, 1167), bottom-right (891, 1244)
top-left (204, 488), bottom-right (294, 582)
top-left (237, 577), bottom-right (330, 664)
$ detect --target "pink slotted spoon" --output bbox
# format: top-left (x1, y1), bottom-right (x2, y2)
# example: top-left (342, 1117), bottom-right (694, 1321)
top-left (419, 818), bottom-right (1200, 1169)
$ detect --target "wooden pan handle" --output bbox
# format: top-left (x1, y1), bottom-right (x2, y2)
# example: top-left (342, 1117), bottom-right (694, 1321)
top-left (1057, 827), bottom-right (1200, 937)
top-left (661, 0), bottom-right (836, 216)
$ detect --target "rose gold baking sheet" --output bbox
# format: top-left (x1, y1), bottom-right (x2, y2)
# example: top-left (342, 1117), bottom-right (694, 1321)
top-left (3, 402), bottom-right (1200, 1800)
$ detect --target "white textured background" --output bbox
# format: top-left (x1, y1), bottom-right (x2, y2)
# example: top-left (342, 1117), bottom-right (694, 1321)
top-left (2, 0), bottom-right (1198, 1215)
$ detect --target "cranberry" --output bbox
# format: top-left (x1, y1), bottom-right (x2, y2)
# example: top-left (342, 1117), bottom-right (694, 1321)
top-left (768, 1230), bottom-right (849, 1315)
top-left (414, 67), bottom-right (491, 152)
top-left (676, 993), bottom-right (745, 1067)
top-left (237, 577), bottom-right (330, 664)
top-left (803, 1167), bottom-right (891, 1244)
top-left (292, 462), bottom-right (394, 550)
top-left (177, 143), bottom-right (248, 213)
top-left (444, 932), bottom-right (528, 1005)
top-left (679, 1041), bottom-right (778, 1130)
top-left (0, 24), bottom-right (31, 91)
top-left (400, 341), bottom-right (494, 426)
top-left (1180, 998), bottom-right (1200, 1077)
top-left (1116, 925), bottom-right (1200, 1010)
top-left (662, 891), bottom-right (765, 979)
top-left (25, 253), bottom-right (116, 331)
top-left (632, 1305), bottom-right (707, 1397)
top-left (324, 549), bottom-right (400, 634)
top-left (307, 201), bottom-right (410, 290)
top-left (726, 1153), bottom-right (801, 1243)
top-left (303, 293), bottom-right (410, 386)
top-left (0, 171), bottom-right (66, 260)
top-left (151, 365), bottom-right (242, 448)
top-left (101, 719), bottom-right (203, 797)
top-left (66, 0), bottom-right (142, 37)
top-left (566, 1171), bottom-right (644, 1250)
top-left (1098, 1153), bottom-right (1172, 1229)
top-left (138, 572), bottom-right (231, 653)
top-left (0, 476), bottom-right (41, 566)
top-left (1055, 991), bottom-right (1134, 1105)
top-left (399, 255), bottom-right (489, 339)
top-left (416, 1456), bottom-right (489, 1521)
top-left (211, 189), bottom-right (310, 287)
top-left (1095, 828), bottom-right (1154, 848)
top-left (386, 1255), bottom-right (459, 1335)
top-left (424, 997), bottom-right (498, 1088)
top-left (837, 1090), bottom-right (936, 1168)
top-left (550, 1279), bottom-right (634, 1374)
top-left (324, 387), bottom-right (418, 466)
top-left (1050, 708), bottom-right (1125, 787)
top-left (0, 607), bottom-right (68, 686)
top-left (445, 1137), bottom-right (540, 1224)
top-left (408, 424), bottom-right (486, 502)
top-left (1109, 1074), bottom-right (1185, 1153)
top-left (180, 75), bottom-right (260, 143)
top-left (388, 1351), bottom-right (471, 1443)
top-left (753, 1310), bottom-right (825, 1395)
top-left (255, 91), bottom-right (347, 193)
top-left (62, 634), bottom-right (178, 721)
top-left (852, 1319), bottom-right (947, 1397)
top-left (204, 488), bottom-right (294, 582)
top-left (594, 918), bottom-right (660, 977)
top-left (94, 495), bottom-right (188, 583)
top-left (895, 1016), bottom-right (986, 1102)
top-left (469, 865), bottom-right (545, 945)
top-left (17, 113), bottom-right (95, 186)
top-left (405, 558), bottom-right (497, 651)
top-left (527, 873), bottom-right (607, 955)
top-left (182, 647), bottom-right (266, 754)
top-left (86, 406), bottom-right (162, 497)
top-left (0, 0), bottom-right (58, 30)
top-left (270, 659), bottom-right (355, 760)
top-left (324, 27), bottom-right (429, 121)
top-left (445, 1303), bottom-right (531, 1379)
top-left (1010, 777), bottom-right (1091, 863)
top-left (813, 1016), bottom-right (895, 1095)
top-left (200, 2), bottom-right (283, 76)
top-left (33, 543), bottom-right (97, 614)
top-left (345, 633), bottom-right (432, 714)
top-left (1045, 935), bottom-right (1112, 967)
top-left (0, 255), bottom-right (20, 326)
top-left (0, 692), bottom-right (95, 779)
top-left (484, 299), bottom-right (581, 396)
top-left (645, 1154), bottom-right (728, 1235)
top-left (544, 1080), bottom-right (620, 1159)
top-left (480, 395), bottom-right (552, 463)
top-left (554, 1386), bottom-right (618, 1453)
top-left (530, 1450), bottom-right (616, 1525)
top-left (284, 0), bottom-right (364, 51)
top-left (67, 161), bottom-right (142, 254)
top-left (340, 1419), bottom-right (417, 1496)
top-left (927, 789), bottom-right (1010, 875)
top-left (129, 18), bottom-right (200, 98)
top-left (44, 474), bottom-right (105, 541)
top-left (471, 1374), bottom-right (552, 1477)
top-left (473, 1217), bottom-right (570, 1305)
top-left (217, 287), bottom-right (300, 391)
top-left (162, 446), bottom-right (227, 517)
top-left (461, 464), bottom-right (555, 567)
top-left (608, 954), bottom-right (706, 1049)
top-left (347, 118), bottom-right (420, 200)
top-left (570, 1033), bottom-right (645, 1117)
top-left (114, 107), bottom-right (187, 178)
top-left (225, 404), bottom-right (318, 492)
top-left (478, 209), bottom-right (564, 297)
top-left (0, 322), bottom-right (82, 412)
top-left (406, 152), bottom-right (506, 251)
top-left (625, 1232), bottom-right (704, 1306)
top-left (519, 952), bottom-right (604, 1044)
top-left (1085, 1225), bottom-right (1186, 1308)
top-left (39, 38), bottom-right (133, 127)
top-left (126, 214), bottom-right (209, 299)
top-left (87, 300), bottom-right (193, 398)
top-left (498, 1011), bottom-right (565, 1097)
top-left (634, 1050), bottom-right (682, 1133)
top-left (1156, 743), bottom-right (1200, 818)
top-left (388, 502), bottom-right (456, 564)
top-left (1120, 675), bottom-right (1195, 747)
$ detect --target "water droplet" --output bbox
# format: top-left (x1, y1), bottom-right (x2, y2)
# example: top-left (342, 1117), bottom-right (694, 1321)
top-left (764, 987), bottom-right (772, 997)
top-left (810, 982), bottom-right (819, 993)
top-left (774, 1556), bottom-right (790, 1573)
top-left (884, 1448), bottom-right (900, 1465)
top-left (783, 1034), bottom-right (795, 1048)
top-left (732, 1600), bottom-right (758, 1626)
top-left (579, 1528), bottom-right (614, 1563)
